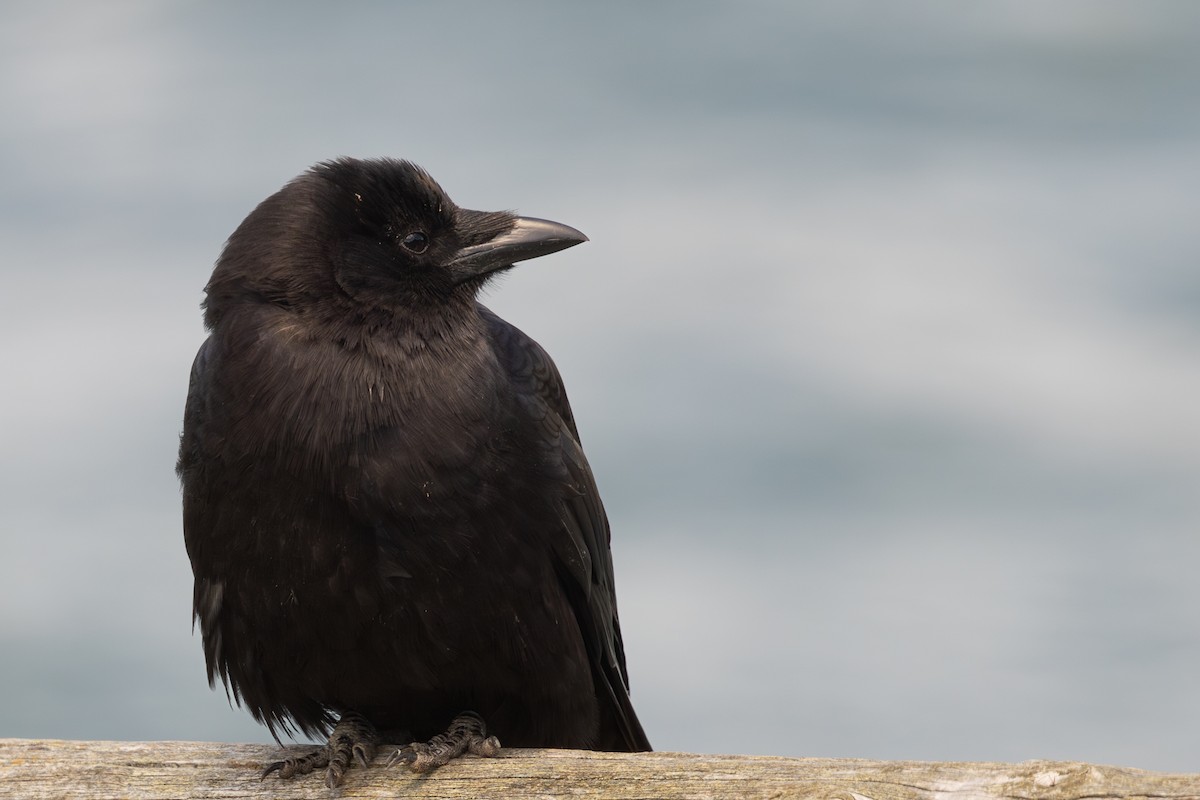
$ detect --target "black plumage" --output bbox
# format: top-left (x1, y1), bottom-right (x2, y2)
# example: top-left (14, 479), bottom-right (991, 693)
top-left (177, 158), bottom-right (649, 784)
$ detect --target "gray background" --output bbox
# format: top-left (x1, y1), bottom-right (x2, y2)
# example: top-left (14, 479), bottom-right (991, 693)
top-left (2, 0), bottom-right (1198, 772)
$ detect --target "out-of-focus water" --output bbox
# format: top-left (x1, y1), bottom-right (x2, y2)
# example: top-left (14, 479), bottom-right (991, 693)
top-left (2, 1), bottom-right (1197, 771)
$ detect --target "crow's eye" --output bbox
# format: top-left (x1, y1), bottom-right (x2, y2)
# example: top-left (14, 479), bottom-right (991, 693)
top-left (401, 232), bottom-right (429, 253)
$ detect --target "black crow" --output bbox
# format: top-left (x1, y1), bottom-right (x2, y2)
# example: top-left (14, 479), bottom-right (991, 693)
top-left (177, 158), bottom-right (650, 786)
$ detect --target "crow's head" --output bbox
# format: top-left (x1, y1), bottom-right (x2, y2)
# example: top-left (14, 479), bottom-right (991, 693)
top-left (204, 158), bottom-right (586, 326)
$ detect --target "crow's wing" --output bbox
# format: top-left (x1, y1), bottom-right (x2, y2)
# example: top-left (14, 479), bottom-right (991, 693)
top-left (480, 305), bottom-right (650, 751)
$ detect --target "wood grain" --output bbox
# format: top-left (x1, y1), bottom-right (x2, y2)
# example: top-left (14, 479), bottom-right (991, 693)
top-left (1, 739), bottom-right (1197, 799)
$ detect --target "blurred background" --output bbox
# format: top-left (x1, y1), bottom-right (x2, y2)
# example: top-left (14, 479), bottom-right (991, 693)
top-left (2, 0), bottom-right (1198, 772)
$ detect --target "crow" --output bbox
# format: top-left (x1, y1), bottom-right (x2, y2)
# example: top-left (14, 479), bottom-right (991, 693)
top-left (177, 158), bottom-right (650, 787)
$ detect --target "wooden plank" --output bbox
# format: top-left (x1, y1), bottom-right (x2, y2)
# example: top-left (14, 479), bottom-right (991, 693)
top-left (1, 739), bottom-right (1197, 800)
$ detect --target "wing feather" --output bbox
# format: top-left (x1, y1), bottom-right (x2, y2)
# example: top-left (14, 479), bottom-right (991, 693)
top-left (481, 305), bottom-right (650, 751)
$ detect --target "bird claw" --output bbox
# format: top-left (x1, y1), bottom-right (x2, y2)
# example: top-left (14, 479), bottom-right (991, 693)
top-left (260, 748), bottom-right (330, 781)
top-left (261, 712), bottom-right (377, 787)
top-left (354, 741), bottom-right (373, 768)
top-left (388, 711), bottom-right (501, 773)
top-left (386, 747), bottom-right (417, 767)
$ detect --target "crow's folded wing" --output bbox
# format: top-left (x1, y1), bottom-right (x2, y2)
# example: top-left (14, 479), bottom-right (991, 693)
top-left (481, 305), bottom-right (650, 751)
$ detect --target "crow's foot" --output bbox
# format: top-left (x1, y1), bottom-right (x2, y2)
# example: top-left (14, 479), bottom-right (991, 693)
top-left (262, 712), bottom-right (378, 788)
top-left (387, 711), bottom-right (501, 773)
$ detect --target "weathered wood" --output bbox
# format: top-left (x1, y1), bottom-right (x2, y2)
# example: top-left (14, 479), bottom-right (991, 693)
top-left (0, 739), bottom-right (1196, 800)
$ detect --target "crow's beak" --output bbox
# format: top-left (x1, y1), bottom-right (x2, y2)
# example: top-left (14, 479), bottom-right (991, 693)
top-left (448, 216), bottom-right (588, 280)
